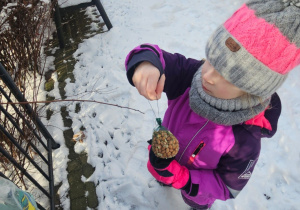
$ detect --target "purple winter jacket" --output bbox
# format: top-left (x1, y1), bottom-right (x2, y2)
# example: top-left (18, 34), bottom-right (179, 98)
top-left (125, 44), bottom-right (281, 208)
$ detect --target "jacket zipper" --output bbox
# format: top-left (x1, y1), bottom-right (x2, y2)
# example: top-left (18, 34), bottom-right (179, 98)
top-left (178, 120), bottom-right (209, 164)
top-left (188, 141), bottom-right (206, 164)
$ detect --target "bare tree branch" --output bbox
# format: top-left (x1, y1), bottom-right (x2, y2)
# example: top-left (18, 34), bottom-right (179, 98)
top-left (0, 99), bottom-right (145, 114)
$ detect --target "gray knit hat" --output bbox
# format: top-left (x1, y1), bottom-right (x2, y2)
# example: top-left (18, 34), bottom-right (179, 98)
top-left (205, 0), bottom-right (300, 98)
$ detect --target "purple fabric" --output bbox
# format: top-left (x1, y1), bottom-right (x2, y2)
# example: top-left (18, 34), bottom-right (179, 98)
top-left (162, 50), bottom-right (203, 100)
top-left (182, 195), bottom-right (209, 210)
top-left (162, 89), bottom-right (235, 205)
top-left (124, 44), bottom-right (282, 207)
top-left (163, 89), bottom-right (235, 168)
top-left (182, 170), bottom-right (231, 208)
top-left (125, 43), bottom-right (165, 70)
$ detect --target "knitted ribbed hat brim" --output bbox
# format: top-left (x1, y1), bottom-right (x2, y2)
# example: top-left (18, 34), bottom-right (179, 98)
top-left (205, 26), bottom-right (288, 98)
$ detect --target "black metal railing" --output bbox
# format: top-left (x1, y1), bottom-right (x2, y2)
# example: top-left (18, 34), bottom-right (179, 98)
top-left (0, 62), bottom-right (60, 210)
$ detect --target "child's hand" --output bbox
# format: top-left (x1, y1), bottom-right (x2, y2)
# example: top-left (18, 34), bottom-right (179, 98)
top-left (147, 145), bottom-right (190, 189)
top-left (132, 61), bottom-right (165, 100)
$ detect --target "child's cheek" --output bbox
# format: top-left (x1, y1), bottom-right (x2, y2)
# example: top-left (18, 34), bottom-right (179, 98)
top-left (218, 87), bottom-right (234, 99)
top-left (218, 87), bottom-right (228, 96)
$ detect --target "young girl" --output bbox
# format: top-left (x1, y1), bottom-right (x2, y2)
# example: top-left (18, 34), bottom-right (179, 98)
top-left (125, 0), bottom-right (300, 209)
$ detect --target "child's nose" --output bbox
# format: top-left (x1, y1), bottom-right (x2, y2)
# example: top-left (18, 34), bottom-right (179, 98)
top-left (203, 69), bottom-right (215, 84)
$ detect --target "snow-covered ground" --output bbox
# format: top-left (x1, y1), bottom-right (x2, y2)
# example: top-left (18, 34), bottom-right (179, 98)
top-left (47, 0), bottom-right (300, 209)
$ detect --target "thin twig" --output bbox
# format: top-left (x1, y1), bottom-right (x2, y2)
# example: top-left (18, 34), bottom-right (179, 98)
top-left (1, 99), bottom-right (145, 114)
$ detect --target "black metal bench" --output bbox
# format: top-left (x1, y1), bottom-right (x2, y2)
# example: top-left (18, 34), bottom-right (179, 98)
top-left (52, 0), bottom-right (113, 48)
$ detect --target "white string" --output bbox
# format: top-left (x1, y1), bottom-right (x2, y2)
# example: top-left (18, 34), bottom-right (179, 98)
top-left (148, 100), bottom-right (157, 119)
top-left (148, 96), bottom-right (160, 118)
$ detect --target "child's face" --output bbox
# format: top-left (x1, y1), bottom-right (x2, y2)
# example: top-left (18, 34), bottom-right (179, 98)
top-left (201, 60), bottom-right (245, 99)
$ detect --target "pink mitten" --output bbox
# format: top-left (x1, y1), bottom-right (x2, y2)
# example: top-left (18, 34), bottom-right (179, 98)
top-left (147, 145), bottom-right (190, 189)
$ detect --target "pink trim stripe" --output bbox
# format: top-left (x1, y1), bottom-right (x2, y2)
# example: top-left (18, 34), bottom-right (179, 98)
top-left (245, 109), bottom-right (272, 131)
top-left (224, 4), bottom-right (300, 74)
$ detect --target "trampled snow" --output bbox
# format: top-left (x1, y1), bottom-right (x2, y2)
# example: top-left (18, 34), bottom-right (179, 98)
top-left (49, 0), bottom-right (300, 209)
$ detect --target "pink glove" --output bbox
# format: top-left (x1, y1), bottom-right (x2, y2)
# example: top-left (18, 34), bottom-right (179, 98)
top-left (147, 145), bottom-right (190, 189)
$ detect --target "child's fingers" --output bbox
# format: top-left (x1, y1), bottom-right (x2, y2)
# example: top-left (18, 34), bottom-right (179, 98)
top-left (135, 76), bottom-right (153, 100)
top-left (132, 61), bottom-right (161, 100)
top-left (133, 71), bottom-right (148, 98)
top-left (137, 77), bottom-right (148, 98)
top-left (146, 75), bottom-right (160, 100)
top-left (156, 74), bottom-right (165, 100)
